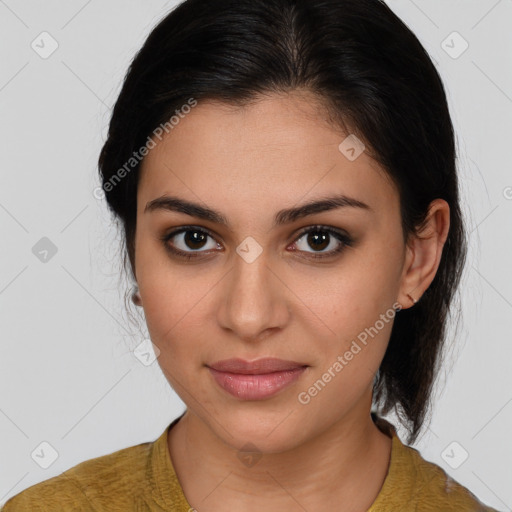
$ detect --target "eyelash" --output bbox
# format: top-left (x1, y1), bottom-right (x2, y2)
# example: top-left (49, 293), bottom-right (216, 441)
top-left (160, 224), bottom-right (353, 262)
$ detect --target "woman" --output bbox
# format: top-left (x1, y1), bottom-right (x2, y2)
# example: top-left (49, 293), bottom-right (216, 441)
top-left (2, 0), bottom-right (500, 510)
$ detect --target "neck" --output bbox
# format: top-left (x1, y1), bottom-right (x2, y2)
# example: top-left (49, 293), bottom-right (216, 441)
top-left (168, 401), bottom-right (392, 512)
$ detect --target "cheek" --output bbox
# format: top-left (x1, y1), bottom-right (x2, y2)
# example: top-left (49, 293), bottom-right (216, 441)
top-left (141, 274), bottom-right (206, 343)
top-left (136, 258), bottom-right (221, 374)
top-left (295, 305), bottom-right (396, 424)
top-left (287, 246), bottom-right (401, 339)
top-left (287, 243), bottom-right (401, 396)
top-left (135, 232), bottom-right (199, 334)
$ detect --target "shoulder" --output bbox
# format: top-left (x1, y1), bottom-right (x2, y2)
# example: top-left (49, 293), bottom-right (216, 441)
top-left (1, 437), bottom-right (155, 511)
top-left (396, 439), bottom-right (498, 511)
top-left (369, 415), bottom-right (498, 512)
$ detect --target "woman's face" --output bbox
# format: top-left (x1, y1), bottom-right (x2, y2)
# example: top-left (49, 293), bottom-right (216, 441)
top-left (135, 91), bottom-right (410, 452)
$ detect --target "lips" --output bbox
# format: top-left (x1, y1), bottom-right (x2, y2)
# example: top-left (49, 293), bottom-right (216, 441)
top-left (206, 358), bottom-right (309, 400)
top-left (207, 357), bottom-right (308, 374)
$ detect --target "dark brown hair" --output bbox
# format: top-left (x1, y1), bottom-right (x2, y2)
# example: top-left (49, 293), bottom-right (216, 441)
top-left (98, 0), bottom-right (467, 444)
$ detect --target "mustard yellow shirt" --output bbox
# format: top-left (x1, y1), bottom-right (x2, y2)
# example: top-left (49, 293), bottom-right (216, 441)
top-left (1, 414), bottom-right (498, 511)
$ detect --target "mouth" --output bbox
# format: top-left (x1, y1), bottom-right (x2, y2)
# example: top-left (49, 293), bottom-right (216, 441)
top-left (208, 357), bottom-right (308, 374)
top-left (206, 358), bottom-right (309, 400)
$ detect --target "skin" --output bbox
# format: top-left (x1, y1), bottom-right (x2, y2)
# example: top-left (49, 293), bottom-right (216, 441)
top-left (133, 90), bottom-right (450, 511)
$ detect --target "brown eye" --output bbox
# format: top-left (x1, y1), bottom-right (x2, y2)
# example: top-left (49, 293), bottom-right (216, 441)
top-left (161, 227), bottom-right (221, 260)
top-left (181, 230), bottom-right (209, 250)
top-left (292, 226), bottom-right (353, 259)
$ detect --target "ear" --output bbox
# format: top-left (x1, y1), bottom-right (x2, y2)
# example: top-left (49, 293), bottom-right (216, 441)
top-left (398, 199), bottom-right (450, 309)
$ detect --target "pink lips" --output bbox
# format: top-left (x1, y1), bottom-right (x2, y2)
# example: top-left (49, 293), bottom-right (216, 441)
top-left (207, 358), bottom-right (308, 400)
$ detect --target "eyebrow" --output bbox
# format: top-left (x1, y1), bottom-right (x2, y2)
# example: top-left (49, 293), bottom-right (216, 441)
top-left (144, 194), bottom-right (371, 227)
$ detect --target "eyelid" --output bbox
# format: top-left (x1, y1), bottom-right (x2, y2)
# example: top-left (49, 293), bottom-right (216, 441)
top-left (160, 224), bottom-right (221, 252)
top-left (290, 225), bottom-right (353, 259)
top-left (293, 224), bottom-right (350, 241)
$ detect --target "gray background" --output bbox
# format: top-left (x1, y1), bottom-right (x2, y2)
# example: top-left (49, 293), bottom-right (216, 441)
top-left (0, 1), bottom-right (511, 510)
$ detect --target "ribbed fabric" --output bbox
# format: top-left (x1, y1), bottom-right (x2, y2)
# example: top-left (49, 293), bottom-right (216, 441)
top-left (2, 414), bottom-right (498, 511)
top-left (367, 415), bottom-right (498, 512)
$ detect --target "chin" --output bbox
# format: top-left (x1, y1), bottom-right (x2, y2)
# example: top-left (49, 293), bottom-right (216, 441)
top-left (208, 405), bottom-right (311, 454)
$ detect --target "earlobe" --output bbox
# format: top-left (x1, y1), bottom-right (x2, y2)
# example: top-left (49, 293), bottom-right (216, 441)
top-left (406, 293), bottom-right (418, 306)
top-left (131, 286), bottom-right (143, 306)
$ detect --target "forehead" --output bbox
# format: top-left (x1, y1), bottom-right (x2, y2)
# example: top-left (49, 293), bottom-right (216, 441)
top-left (138, 92), bottom-right (398, 221)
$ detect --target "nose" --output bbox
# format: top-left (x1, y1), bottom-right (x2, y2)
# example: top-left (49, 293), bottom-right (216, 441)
top-left (217, 248), bottom-right (291, 343)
